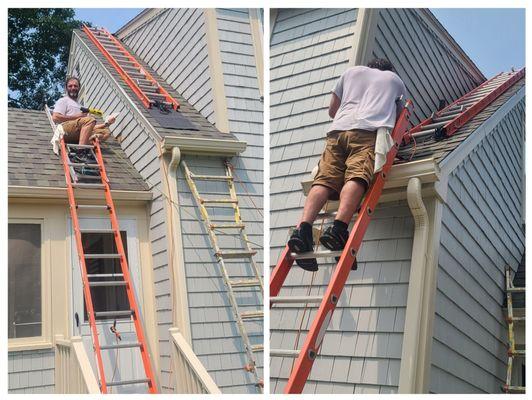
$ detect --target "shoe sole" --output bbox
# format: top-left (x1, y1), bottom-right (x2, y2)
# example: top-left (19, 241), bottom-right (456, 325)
top-left (287, 237), bottom-right (318, 271)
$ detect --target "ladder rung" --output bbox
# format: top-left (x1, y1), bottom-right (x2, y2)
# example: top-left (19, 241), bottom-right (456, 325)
top-left (87, 273), bottom-right (123, 278)
top-left (200, 198), bottom-right (238, 204)
top-left (191, 174), bottom-right (233, 181)
top-left (510, 350), bottom-right (526, 357)
top-left (411, 128), bottom-right (437, 139)
top-left (210, 223), bottom-right (245, 229)
top-left (240, 311), bottom-right (264, 320)
top-left (270, 296), bottom-right (323, 304)
top-left (79, 228), bottom-right (115, 234)
top-left (510, 316), bottom-right (525, 322)
top-left (68, 162), bottom-right (100, 168)
top-left (72, 183), bottom-right (105, 189)
top-left (270, 349), bottom-right (299, 358)
top-left (84, 253), bottom-right (121, 259)
top-left (73, 174), bottom-right (101, 181)
top-left (251, 344), bottom-right (264, 352)
top-left (76, 205), bottom-right (109, 210)
top-left (89, 280), bottom-right (127, 287)
top-left (94, 310), bottom-right (134, 318)
top-left (504, 386), bottom-right (526, 393)
top-left (316, 211), bottom-right (337, 220)
top-left (290, 250), bottom-right (343, 260)
top-left (229, 279), bottom-right (261, 288)
top-left (66, 144), bottom-right (95, 149)
top-left (106, 378), bottom-right (150, 387)
top-left (100, 342), bottom-right (141, 350)
top-left (508, 287), bottom-right (526, 293)
top-left (216, 250), bottom-right (256, 259)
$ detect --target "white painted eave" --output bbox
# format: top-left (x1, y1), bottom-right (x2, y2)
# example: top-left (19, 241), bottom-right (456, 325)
top-left (162, 136), bottom-right (247, 157)
top-left (9, 185), bottom-right (152, 202)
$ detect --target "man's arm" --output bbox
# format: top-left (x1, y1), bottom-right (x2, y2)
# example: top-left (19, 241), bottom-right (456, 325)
top-left (328, 92), bottom-right (341, 119)
top-left (52, 111), bottom-right (87, 124)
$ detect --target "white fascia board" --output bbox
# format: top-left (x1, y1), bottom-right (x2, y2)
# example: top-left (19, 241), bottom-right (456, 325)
top-left (9, 186), bottom-right (152, 202)
top-left (162, 136), bottom-right (247, 157)
top-left (438, 85), bottom-right (525, 177)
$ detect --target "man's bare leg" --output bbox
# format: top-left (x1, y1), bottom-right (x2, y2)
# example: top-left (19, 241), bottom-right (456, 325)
top-left (299, 184), bottom-right (334, 226)
top-left (335, 179), bottom-right (367, 224)
top-left (79, 119), bottom-right (96, 145)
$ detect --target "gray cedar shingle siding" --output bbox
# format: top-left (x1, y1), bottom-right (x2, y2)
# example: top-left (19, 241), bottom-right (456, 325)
top-left (8, 108), bottom-right (148, 192)
top-left (119, 8), bottom-right (264, 393)
top-left (429, 95), bottom-right (525, 393)
top-left (8, 349), bottom-right (55, 394)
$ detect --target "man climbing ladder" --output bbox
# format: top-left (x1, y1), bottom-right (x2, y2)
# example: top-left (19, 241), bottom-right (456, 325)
top-left (288, 58), bottom-right (407, 270)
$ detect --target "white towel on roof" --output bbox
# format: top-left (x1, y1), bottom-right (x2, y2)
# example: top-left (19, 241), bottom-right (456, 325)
top-left (374, 127), bottom-right (394, 173)
top-left (50, 124), bottom-right (65, 155)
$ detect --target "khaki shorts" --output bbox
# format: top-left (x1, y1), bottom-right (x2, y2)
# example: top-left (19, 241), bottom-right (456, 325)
top-left (313, 129), bottom-right (376, 198)
top-left (61, 116), bottom-right (110, 143)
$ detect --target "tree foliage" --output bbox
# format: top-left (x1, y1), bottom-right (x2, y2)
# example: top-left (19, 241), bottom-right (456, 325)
top-left (8, 9), bottom-right (89, 110)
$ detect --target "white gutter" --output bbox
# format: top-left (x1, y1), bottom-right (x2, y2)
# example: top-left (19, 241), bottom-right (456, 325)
top-left (161, 147), bottom-right (192, 343)
top-left (399, 177), bottom-right (430, 393)
top-left (162, 136), bottom-right (247, 157)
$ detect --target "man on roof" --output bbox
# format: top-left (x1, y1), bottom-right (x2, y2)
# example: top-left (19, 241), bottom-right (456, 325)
top-left (52, 76), bottom-right (115, 163)
top-left (288, 58), bottom-right (407, 271)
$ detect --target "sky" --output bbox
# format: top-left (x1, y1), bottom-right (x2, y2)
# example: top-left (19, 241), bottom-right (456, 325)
top-left (430, 8), bottom-right (525, 78)
top-left (74, 8), bottom-right (143, 33)
top-left (73, 8), bottom-right (526, 79)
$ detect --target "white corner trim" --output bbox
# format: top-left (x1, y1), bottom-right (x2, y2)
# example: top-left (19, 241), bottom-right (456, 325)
top-left (162, 136), bottom-right (246, 156)
top-left (399, 178), bottom-right (429, 393)
top-left (161, 147), bottom-right (192, 343)
top-left (249, 9), bottom-right (264, 98)
top-left (270, 9), bottom-right (278, 38)
top-left (349, 8), bottom-right (380, 66)
top-left (204, 9), bottom-right (231, 134)
top-left (439, 85), bottom-right (525, 177)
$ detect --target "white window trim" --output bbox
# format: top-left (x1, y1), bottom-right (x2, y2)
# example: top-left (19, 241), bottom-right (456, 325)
top-left (8, 218), bottom-right (52, 351)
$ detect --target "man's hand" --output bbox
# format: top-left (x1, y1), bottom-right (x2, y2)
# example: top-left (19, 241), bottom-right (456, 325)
top-left (106, 115), bottom-right (116, 125)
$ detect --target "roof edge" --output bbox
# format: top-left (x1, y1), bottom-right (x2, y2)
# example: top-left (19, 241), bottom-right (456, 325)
top-left (115, 9), bottom-right (166, 38)
top-left (9, 186), bottom-right (152, 201)
top-left (162, 136), bottom-right (247, 156)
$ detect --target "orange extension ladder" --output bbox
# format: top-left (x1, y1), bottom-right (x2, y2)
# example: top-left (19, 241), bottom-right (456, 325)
top-left (82, 25), bottom-right (180, 111)
top-left (46, 107), bottom-right (158, 393)
top-left (269, 99), bottom-right (413, 393)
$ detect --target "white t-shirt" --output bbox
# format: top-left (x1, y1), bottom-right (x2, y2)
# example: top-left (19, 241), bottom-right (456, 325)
top-left (53, 96), bottom-right (82, 116)
top-left (328, 66), bottom-right (407, 133)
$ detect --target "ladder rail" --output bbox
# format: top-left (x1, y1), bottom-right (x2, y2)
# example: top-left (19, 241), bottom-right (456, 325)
top-left (271, 100), bottom-right (413, 394)
top-left (93, 139), bottom-right (158, 393)
top-left (181, 160), bottom-right (264, 392)
top-left (59, 138), bottom-right (109, 393)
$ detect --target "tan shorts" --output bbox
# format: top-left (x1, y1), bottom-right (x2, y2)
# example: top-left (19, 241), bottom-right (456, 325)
top-left (313, 129), bottom-right (376, 198)
top-left (61, 116), bottom-right (110, 143)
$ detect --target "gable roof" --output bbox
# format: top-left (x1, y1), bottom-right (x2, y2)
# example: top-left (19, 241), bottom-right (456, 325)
top-left (396, 75), bottom-right (525, 165)
top-left (73, 29), bottom-right (239, 143)
top-left (8, 108), bottom-right (149, 192)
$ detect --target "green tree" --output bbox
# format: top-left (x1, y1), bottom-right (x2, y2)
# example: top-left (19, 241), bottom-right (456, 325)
top-left (8, 9), bottom-right (89, 110)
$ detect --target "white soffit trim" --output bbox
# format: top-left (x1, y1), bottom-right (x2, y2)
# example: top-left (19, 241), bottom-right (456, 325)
top-left (9, 186), bottom-right (152, 201)
top-left (162, 136), bottom-right (247, 157)
top-left (115, 9), bottom-right (166, 38)
top-left (438, 85), bottom-right (525, 177)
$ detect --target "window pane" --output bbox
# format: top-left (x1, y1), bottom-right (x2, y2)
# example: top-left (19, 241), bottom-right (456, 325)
top-left (8, 224), bottom-right (42, 338)
top-left (81, 232), bottom-right (129, 321)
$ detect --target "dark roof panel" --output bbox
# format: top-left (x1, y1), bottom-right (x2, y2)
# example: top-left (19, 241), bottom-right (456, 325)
top-left (8, 108), bottom-right (149, 192)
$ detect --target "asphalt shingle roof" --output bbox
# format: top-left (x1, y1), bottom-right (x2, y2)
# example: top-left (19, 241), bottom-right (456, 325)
top-left (396, 76), bottom-right (525, 164)
top-left (75, 29), bottom-right (238, 142)
top-left (8, 108), bottom-right (149, 192)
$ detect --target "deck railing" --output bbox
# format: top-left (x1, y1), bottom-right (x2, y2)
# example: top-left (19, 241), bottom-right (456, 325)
top-left (54, 334), bottom-right (100, 394)
top-left (169, 327), bottom-right (221, 394)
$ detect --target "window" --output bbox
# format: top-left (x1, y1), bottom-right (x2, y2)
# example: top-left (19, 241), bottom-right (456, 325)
top-left (8, 223), bottom-right (42, 339)
top-left (82, 231), bottom-right (130, 321)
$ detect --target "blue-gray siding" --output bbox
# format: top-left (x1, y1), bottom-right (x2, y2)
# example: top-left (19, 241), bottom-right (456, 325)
top-left (430, 98), bottom-right (525, 393)
top-left (8, 349), bottom-right (54, 394)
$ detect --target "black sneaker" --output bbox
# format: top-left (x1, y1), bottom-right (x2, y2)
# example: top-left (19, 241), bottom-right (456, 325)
top-left (72, 149), bottom-right (97, 164)
top-left (319, 225), bottom-right (358, 270)
top-left (74, 166), bottom-right (100, 177)
top-left (287, 225), bottom-right (318, 271)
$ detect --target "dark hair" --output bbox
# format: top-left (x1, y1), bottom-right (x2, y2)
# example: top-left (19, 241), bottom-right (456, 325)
top-left (65, 76), bottom-right (81, 88)
top-left (367, 58), bottom-right (394, 72)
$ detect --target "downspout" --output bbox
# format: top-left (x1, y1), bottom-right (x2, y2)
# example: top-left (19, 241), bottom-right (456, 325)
top-left (398, 177), bottom-right (429, 393)
top-left (163, 147), bottom-right (192, 343)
